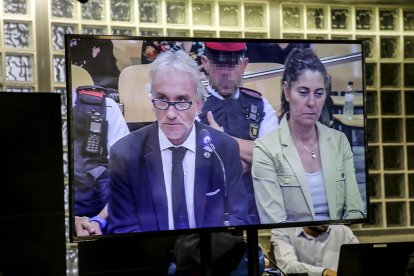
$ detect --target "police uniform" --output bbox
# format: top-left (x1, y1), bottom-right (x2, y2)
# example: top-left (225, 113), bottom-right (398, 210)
top-left (200, 86), bottom-right (278, 224)
top-left (72, 87), bottom-right (129, 218)
top-left (201, 86), bottom-right (266, 139)
top-left (200, 42), bottom-right (279, 224)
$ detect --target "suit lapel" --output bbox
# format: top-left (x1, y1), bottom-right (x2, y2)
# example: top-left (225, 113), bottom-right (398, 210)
top-left (317, 122), bottom-right (338, 220)
top-left (144, 124), bottom-right (169, 230)
top-left (280, 117), bottom-right (315, 218)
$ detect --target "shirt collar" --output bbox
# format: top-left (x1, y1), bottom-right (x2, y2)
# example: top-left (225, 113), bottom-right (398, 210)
top-left (158, 123), bottom-right (196, 153)
top-left (206, 85), bottom-right (240, 100)
top-left (297, 226), bottom-right (332, 240)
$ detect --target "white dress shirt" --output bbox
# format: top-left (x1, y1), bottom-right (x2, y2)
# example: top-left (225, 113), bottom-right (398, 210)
top-left (159, 124), bottom-right (197, 230)
top-left (271, 225), bottom-right (359, 276)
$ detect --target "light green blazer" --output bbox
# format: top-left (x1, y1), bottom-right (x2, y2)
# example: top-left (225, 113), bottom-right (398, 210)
top-left (252, 115), bottom-right (365, 223)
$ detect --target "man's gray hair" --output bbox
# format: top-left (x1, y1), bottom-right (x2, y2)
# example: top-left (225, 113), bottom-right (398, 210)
top-left (147, 50), bottom-right (207, 101)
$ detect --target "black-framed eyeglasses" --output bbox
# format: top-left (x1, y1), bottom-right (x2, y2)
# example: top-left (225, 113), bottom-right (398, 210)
top-left (151, 99), bottom-right (193, 111)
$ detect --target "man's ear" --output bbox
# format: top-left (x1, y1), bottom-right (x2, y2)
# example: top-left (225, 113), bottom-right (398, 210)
top-left (195, 97), bottom-right (204, 113)
top-left (242, 57), bottom-right (249, 66)
top-left (241, 57), bottom-right (249, 70)
top-left (200, 55), bottom-right (209, 65)
top-left (200, 55), bottom-right (209, 74)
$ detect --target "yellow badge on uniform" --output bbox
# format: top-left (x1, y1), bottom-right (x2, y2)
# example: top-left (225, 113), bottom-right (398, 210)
top-left (249, 123), bottom-right (259, 139)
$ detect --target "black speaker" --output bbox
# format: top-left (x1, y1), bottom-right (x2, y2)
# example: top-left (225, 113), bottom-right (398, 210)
top-left (0, 92), bottom-right (66, 276)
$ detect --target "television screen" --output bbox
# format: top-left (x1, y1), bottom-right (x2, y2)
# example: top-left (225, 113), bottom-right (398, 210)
top-left (337, 242), bottom-right (414, 276)
top-left (65, 34), bottom-right (369, 241)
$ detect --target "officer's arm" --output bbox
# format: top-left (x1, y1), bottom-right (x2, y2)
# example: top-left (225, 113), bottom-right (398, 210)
top-left (206, 111), bottom-right (253, 172)
top-left (233, 137), bottom-right (254, 164)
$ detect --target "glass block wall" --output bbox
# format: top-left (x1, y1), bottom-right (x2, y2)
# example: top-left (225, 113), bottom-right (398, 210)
top-left (1, 0), bottom-right (414, 274)
top-left (273, 1), bottom-right (414, 245)
top-left (0, 0), bottom-right (37, 92)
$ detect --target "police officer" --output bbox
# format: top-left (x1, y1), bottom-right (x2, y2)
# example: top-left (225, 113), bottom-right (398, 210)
top-left (199, 42), bottom-right (279, 224)
top-left (72, 85), bottom-right (129, 236)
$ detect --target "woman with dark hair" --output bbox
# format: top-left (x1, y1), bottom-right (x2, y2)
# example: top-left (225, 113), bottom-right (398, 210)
top-left (251, 48), bottom-right (365, 223)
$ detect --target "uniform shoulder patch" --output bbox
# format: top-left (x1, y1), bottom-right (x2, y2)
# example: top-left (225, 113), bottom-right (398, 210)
top-left (239, 87), bottom-right (262, 99)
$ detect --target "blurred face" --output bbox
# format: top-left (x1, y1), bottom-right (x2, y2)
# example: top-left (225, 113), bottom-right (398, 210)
top-left (151, 70), bottom-right (202, 145)
top-left (283, 69), bottom-right (326, 128)
top-left (307, 225), bottom-right (329, 234)
top-left (201, 55), bottom-right (248, 97)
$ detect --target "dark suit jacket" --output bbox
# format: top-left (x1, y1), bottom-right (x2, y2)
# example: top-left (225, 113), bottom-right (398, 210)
top-left (107, 121), bottom-right (250, 233)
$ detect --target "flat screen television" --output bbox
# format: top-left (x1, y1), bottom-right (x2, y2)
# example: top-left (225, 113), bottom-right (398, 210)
top-left (337, 242), bottom-right (414, 276)
top-left (65, 34), bottom-right (369, 242)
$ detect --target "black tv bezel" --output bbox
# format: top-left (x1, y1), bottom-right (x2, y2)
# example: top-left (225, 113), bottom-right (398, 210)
top-left (65, 34), bottom-right (370, 242)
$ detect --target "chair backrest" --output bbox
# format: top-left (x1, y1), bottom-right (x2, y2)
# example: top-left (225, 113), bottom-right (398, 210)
top-left (118, 64), bottom-right (155, 123)
top-left (71, 64), bottom-right (94, 90)
top-left (243, 62), bottom-right (283, 113)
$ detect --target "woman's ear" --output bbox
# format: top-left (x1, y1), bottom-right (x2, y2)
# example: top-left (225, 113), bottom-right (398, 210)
top-left (282, 81), bottom-right (290, 102)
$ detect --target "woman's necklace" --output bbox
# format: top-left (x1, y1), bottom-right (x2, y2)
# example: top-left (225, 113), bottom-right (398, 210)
top-left (292, 131), bottom-right (318, 160)
top-left (298, 139), bottom-right (317, 159)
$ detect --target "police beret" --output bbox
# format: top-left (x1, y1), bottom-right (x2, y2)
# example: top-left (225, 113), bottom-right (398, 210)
top-left (205, 42), bottom-right (246, 52)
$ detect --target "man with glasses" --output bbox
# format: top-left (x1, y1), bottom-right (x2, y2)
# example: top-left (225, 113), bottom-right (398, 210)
top-left (199, 42), bottom-right (279, 224)
top-left (107, 49), bottom-right (250, 233)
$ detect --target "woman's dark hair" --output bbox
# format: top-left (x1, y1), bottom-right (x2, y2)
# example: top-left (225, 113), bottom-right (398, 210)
top-left (280, 48), bottom-right (328, 119)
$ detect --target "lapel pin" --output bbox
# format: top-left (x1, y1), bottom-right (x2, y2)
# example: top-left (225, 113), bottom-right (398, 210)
top-left (203, 145), bottom-right (212, 158)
